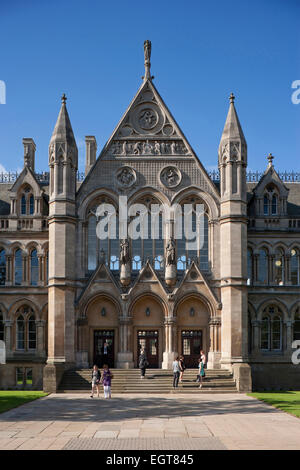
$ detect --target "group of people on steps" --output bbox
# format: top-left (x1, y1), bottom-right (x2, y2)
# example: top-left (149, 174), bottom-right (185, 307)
top-left (90, 348), bottom-right (206, 397)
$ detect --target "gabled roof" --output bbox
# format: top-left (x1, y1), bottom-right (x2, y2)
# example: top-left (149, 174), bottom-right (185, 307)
top-left (253, 157), bottom-right (289, 197)
top-left (78, 75), bottom-right (219, 199)
top-left (9, 165), bottom-right (43, 197)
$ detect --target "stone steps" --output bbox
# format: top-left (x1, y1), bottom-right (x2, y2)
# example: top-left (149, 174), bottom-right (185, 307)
top-left (58, 368), bottom-right (237, 393)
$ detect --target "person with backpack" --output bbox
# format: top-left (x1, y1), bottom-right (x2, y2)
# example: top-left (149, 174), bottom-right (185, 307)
top-left (101, 364), bottom-right (113, 399)
top-left (90, 364), bottom-right (101, 398)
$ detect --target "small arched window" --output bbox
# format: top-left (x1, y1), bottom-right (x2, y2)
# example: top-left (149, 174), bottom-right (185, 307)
top-left (263, 195), bottom-right (269, 215)
top-left (30, 249), bottom-right (39, 286)
top-left (258, 249), bottom-right (268, 285)
top-left (274, 248), bottom-right (284, 285)
top-left (294, 309), bottom-right (300, 341)
top-left (21, 195), bottom-right (26, 215)
top-left (14, 249), bottom-right (22, 286)
top-left (28, 315), bottom-right (36, 350)
top-left (271, 194), bottom-right (278, 215)
top-left (260, 306), bottom-right (282, 351)
top-left (29, 195), bottom-right (34, 215)
top-left (0, 249), bottom-right (6, 285)
top-left (16, 316), bottom-right (25, 350)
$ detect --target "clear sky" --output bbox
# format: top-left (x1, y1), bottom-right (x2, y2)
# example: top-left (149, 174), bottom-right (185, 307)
top-left (0, 0), bottom-right (299, 174)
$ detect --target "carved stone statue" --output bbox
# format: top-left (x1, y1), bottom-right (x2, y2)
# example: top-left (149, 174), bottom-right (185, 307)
top-left (166, 238), bottom-right (176, 266)
top-left (120, 239), bottom-right (130, 265)
top-left (144, 40), bottom-right (151, 63)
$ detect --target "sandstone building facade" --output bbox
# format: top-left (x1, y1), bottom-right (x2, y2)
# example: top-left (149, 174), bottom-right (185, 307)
top-left (0, 43), bottom-right (299, 392)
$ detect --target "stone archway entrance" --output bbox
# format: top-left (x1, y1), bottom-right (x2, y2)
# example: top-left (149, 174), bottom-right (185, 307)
top-left (175, 296), bottom-right (210, 368)
top-left (78, 295), bottom-right (119, 368)
top-left (130, 295), bottom-right (165, 368)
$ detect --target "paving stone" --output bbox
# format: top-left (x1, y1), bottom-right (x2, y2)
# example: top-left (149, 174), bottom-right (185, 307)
top-left (94, 430), bottom-right (119, 438)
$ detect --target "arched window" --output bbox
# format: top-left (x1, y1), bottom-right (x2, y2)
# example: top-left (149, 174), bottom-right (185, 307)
top-left (0, 249), bottom-right (6, 285)
top-left (258, 249), bottom-right (268, 285)
top-left (129, 196), bottom-right (164, 271)
top-left (29, 195), bottom-right (34, 215)
top-left (247, 248), bottom-right (253, 285)
top-left (88, 215), bottom-right (97, 271)
top-left (30, 249), bottom-right (38, 286)
top-left (260, 306), bottom-right (282, 351)
top-left (16, 316), bottom-right (25, 350)
top-left (176, 198), bottom-right (209, 271)
top-left (16, 306), bottom-right (35, 351)
top-left (291, 249), bottom-right (299, 286)
top-left (21, 195), bottom-right (26, 215)
top-left (14, 249), bottom-right (22, 286)
top-left (0, 312), bottom-right (4, 341)
top-left (263, 195), bottom-right (269, 215)
top-left (271, 194), bottom-right (278, 215)
top-left (274, 248), bottom-right (284, 285)
top-left (28, 315), bottom-right (36, 350)
top-left (293, 309), bottom-right (300, 341)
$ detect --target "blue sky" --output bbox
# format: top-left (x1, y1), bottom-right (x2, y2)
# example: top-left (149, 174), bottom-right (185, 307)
top-left (0, 0), bottom-right (299, 174)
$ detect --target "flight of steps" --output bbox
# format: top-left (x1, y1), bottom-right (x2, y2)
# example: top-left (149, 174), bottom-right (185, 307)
top-left (58, 368), bottom-right (238, 393)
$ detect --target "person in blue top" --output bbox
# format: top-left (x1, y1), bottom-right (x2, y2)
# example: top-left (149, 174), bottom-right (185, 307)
top-left (198, 358), bottom-right (205, 389)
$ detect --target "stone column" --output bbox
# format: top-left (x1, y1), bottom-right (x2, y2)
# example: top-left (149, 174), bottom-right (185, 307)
top-left (5, 254), bottom-right (12, 286)
top-left (162, 316), bottom-right (177, 369)
top-left (252, 320), bottom-right (260, 355)
top-left (207, 316), bottom-right (221, 369)
top-left (4, 320), bottom-right (13, 358)
top-left (286, 320), bottom-right (293, 358)
top-left (75, 317), bottom-right (89, 368)
top-left (117, 296), bottom-right (134, 369)
top-left (36, 320), bottom-right (46, 356)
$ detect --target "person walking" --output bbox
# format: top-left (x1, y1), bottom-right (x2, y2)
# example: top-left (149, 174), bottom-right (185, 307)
top-left (139, 347), bottom-right (148, 379)
top-left (198, 358), bottom-right (205, 389)
top-left (102, 364), bottom-right (113, 399)
top-left (172, 356), bottom-right (180, 389)
top-left (90, 364), bottom-right (101, 398)
top-left (200, 350), bottom-right (206, 368)
top-left (179, 355), bottom-right (186, 383)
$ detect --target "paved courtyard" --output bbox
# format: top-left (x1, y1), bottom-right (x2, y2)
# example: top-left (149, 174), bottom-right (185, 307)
top-left (0, 393), bottom-right (300, 450)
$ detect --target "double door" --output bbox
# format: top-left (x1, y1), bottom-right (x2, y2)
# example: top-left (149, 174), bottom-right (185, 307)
top-left (137, 330), bottom-right (159, 368)
top-left (181, 330), bottom-right (203, 368)
top-left (94, 330), bottom-right (114, 368)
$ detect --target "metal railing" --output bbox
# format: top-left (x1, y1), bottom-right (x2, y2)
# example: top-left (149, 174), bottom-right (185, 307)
top-left (0, 170), bottom-right (300, 184)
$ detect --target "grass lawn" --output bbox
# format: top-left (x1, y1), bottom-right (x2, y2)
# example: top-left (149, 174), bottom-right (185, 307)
top-left (0, 391), bottom-right (48, 414)
top-left (249, 391), bottom-right (300, 418)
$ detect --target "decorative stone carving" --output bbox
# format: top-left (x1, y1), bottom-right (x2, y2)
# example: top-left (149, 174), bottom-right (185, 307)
top-left (165, 238), bottom-right (176, 286)
top-left (160, 166), bottom-right (182, 188)
top-left (131, 103), bottom-right (164, 135)
top-left (120, 239), bottom-right (131, 286)
top-left (109, 140), bottom-right (188, 156)
top-left (115, 166), bottom-right (136, 188)
top-left (166, 238), bottom-right (176, 266)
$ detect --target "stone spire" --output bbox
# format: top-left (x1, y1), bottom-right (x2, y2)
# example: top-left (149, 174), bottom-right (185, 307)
top-left (49, 94), bottom-right (77, 159)
top-left (143, 40), bottom-right (154, 82)
top-left (219, 93), bottom-right (246, 147)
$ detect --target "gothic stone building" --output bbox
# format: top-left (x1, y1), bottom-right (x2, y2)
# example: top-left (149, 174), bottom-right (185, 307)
top-left (0, 43), bottom-right (299, 392)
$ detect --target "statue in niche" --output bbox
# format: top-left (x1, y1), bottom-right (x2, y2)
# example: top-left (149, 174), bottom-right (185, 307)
top-left (171, 142), bottom-right (177, 155)
top-left (120, 239), bottom-right (130, 265)
top-left (142, 140), bottom-right (153, 154)
top-left (122, 142), bottom-right (127, 155)
top-left (166, 238), bottom-right (176, 266)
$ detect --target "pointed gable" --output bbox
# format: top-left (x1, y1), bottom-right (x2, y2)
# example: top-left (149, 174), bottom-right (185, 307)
top-left (9, 166), bottom-right (43, 197)
top-left (253, 155), bottom-right (289, 198)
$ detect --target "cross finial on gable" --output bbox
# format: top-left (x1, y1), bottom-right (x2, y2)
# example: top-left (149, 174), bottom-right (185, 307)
top-left (229, 92), bottom-right (235, 104)
top-left (267, 152), bottom-right (274, 167)
top-left (61, 93), bottom-right (67, 104)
